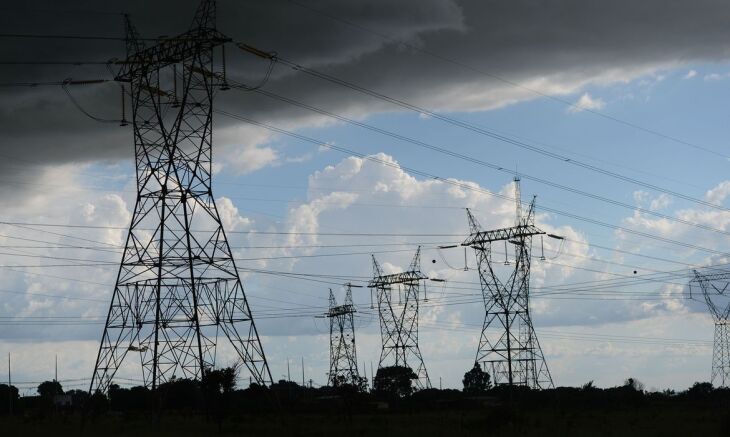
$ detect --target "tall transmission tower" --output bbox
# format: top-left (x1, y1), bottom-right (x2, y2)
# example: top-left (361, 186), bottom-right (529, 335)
top-left (89, 0), bottom-right (272, 394)
top-left (369, 248), bottom-right (431, 389)
top-left (689, 270), bottom-right (730, 387)
top-left (462, 178), bottom-right (553, 389)
top-left (326, 284), bottom-right (361, 387)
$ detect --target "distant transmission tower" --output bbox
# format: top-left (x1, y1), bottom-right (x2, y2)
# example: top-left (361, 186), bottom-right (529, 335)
top-left (89, 0), bottom-right (272, 394)
top-left (689, 270), bottom-right (730, 387)
top-left (326, 284), bottom-right (361, 386)
top-left (369, 248), bottom-right (431, 389)
top-left (462, 178), bottom-right (553, 388)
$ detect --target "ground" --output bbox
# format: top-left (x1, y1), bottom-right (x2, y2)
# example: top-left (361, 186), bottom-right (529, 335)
top-left (1, 405), bottom-right (728, 437)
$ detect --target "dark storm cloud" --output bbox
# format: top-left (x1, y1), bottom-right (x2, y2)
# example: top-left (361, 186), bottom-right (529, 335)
top-left (2, 0), bottom-right (730, 185)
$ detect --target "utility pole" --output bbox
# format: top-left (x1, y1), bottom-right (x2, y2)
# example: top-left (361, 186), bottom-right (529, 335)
top-left (287, 358), bottom-right (291, 382)
top-left (369, 248), bottom-right (431, 390)
top-left (301, 357), bottom-right (305, 387)
top-left (55, 354), bottom-right (58, 382)
top-left (7, 353), bottom-right (11, 415)
top-left (326, 285), bottom-right (362, 387)
top-left (88, 0), bottom-right (271, 395)
top-left (689, 270), bottom-right (730, 387)
top-left (462, 178), bottom-right (554, 389)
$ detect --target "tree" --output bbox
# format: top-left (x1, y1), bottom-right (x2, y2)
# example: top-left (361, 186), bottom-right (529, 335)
top-left (88, 389), bottom-right (109, 414)
top-left (623, 377), bottom-right (645, 392)
top-left (109, 384), bottom-right (150, 411)
top-left (0, 384), bottom-right (19, 414)
top-left (65, 389), bottom-right (89, 408)
top-left (462, 362), bottom-right (492, 395)
top-left (331, 374), bottom-right (368, 393)
top-left (581, 380), bottom-right (596, 390)
top-left (373, 366), bottom-right (417, 399)
top-left (203, 366), bottom-right (237, 396)
top-left (37, 380), bottom-right (63, 399)
top-left (203, 366), bottom-right (239, 430)
top-left (686, 381), bottom-right (714, 398)
top-left (158, 377), bottom-right (200, 410)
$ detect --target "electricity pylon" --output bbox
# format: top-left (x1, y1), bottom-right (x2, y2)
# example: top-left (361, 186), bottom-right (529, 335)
top-left (462, 178), bottom-right (553, 388)
top-left (327, 284), bottom-right (361, 387)
top-left (689, 270), bottom-right (730, 387)
top-left (369, 248), bottom-right (431, 389)
top-left (89, 0), bottom-right (271, 394)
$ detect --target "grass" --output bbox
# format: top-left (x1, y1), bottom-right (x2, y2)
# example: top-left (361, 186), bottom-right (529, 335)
top-left (1, 404), bottom-right (728, 437)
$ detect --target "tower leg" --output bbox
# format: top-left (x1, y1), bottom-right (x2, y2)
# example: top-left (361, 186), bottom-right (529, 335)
top-left (712, 322), bottom-right (730, 387)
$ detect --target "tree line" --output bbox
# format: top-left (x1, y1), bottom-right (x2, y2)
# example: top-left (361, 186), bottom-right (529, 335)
top-left (0, 363), bottom-right (728, 419)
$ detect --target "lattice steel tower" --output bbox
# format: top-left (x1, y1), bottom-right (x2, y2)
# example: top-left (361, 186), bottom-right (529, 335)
top-left (326, 284), bottom-right (361, 386)
top-left (369, 248), bottom-right (431, 389)
top-left (689, 270), bottom-right (730, 387)
top-left (90, 0), bottom-right (272, 394)
top-left (462, 178), bottom-right (553, 388)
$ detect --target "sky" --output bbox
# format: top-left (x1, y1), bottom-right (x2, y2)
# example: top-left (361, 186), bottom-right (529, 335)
top-left (2, 0), bottom-right (730, 394)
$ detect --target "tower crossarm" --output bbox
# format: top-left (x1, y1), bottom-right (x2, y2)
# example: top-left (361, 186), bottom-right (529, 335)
top-left (368, 271), bottom-right (427, 288)
top-left (116, 28), bottom-right (230, 81)
top-left (691, 271), bottom-right (730, 283)
top-left (328, 304), bottom-right (356, 318)
top-left (690, 270), bottom-right (730, 322)
top-left (462, 224), bottom-right (544, 247)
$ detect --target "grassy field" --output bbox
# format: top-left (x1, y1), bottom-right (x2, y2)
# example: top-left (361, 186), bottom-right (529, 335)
top-left (1, 405), bottom-right (728, 437)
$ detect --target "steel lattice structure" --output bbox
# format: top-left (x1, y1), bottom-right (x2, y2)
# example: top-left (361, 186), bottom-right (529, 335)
top-left (462, 178), bottom-right (553, 388)
top-left (689, 270), bottom-right (730, 387)
top-left (327, 285), bottom-right (361, 386)
top-left (89, 0), bottom-right (272, 394)
top-left (369, 248), bottom-right (431, 390)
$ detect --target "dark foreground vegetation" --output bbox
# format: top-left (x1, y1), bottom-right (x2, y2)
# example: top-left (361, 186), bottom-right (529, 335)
top-left (0, 367), bottom-right (729, 436)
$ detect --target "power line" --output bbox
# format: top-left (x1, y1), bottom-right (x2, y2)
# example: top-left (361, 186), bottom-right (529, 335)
top-left (417, 319), bottom-right (713, 346)
top-left (235, 83), bottom-right (730, 239)
top-left (0, 7), bottom-right (123, 16)
top-left (0, 221), bottom-right (465, 236)
top-left (1, 218), bottom-right (725, 280)
top-left (0, 288), bottom-right (106, 302)
top-left (283, 0), bottom-right (729, 160)
top-left (1, 222), bottom-right (119, 248)
top-left (0, 61), bottom-right (112, 65)
top-left (1, 218), bottom-right (718, 274)
top-left (215, 110), bottom-right (730, 258)
top-left (0, 33), bottom-right (206, 42)
top-left (0, 80), bottom-right (74, 87)
top-left (6, 32), bottom-right (723, 214)
top-left (9, 72), bottom-right (723, 242)
top-left (264, 52), bottom-right (729, 213)
top-left (0, 235), bottom-right (705, 288)
top-left (3, 220), bottom-right (717, 292)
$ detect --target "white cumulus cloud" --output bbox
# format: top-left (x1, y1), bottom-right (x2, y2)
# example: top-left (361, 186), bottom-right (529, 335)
top-left (705, 180), bottom-right (730, 206)
top-left (567, 93), bottom-right (606, 113)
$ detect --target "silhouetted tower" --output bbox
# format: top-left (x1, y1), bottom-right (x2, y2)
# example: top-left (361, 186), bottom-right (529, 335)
top-left (689, 270), bottom-right (730, 387)
top-left (327, 284), bottom-right (361, 386)
top-left (462, 178), bottom-right (553, 388)
top-left (369, 248), bottom-right (431, 389)
top-left (89, 0), bottom-right (271, 394)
